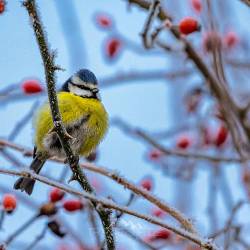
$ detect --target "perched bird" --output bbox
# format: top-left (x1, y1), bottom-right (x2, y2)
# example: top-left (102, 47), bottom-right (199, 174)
top-left (14, 69), bottom-right (108, 195)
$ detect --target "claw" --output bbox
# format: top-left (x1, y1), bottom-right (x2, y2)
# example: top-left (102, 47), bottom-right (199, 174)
top-left (48, 127), bottom-right (56, 134)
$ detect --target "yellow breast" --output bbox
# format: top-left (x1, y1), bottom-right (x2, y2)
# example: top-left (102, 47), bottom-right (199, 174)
top-left (34, 92), bottom-right (109, 157)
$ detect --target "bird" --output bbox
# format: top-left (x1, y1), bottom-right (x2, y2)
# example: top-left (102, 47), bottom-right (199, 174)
top-left (14, 69), bottom-right (108, 195)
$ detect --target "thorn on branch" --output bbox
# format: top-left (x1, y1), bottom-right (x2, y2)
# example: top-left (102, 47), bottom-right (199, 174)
top-left (140, 0), bottom-right (161, 48)
top-left (68, 174), bottom-right (77, 184)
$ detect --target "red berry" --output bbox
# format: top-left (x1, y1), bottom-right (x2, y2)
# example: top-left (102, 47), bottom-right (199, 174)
top-left (63, 200), bottom-right (84, 212)
top-left (179, 17), bottom-right (200, 35)
top-left (148, 149), bottom-right (163, 161)
top-left (223, 31), bottom-right (239, 49)
top-left (2, 194), bottom-right (17, 213)
top-left (190, 0), bottom-right (202, 13)
top-left (147, 229), bottom-right (171, 242)
top-left (96, 13), bottom-right (112, 28)
top-left (151, 208), bottom-right (165, 218)
top-left (49, 188), bottom-right (65, 203)
top-left (140, 177), bottom-right (153, 191)
top-left (21, 79), bottom-right (43, 94)
top-left (153, 229), bottom-right (171, 240)
top-left (176, 136), bottom-right (191, 149)
top-left (105, 38), bottom-right (122, 59)
top-left (0, 0), bottom-right (5, 14)
top-left (214, 125), bottom-right (228, 147)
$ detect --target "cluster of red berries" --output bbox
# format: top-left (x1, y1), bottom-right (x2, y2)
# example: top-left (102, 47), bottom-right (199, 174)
top-left (49, 188), bottom-right (84, 212)
top-left (178, 0), bottom-right (239, 50)
top-left (176, 0), bottom-right (203, 35)
top-left (1, 193), bottom-right (17, 213)
top-left (202, 125), bottom-right (228, 148)
top-left (95, 13), bottom-right (123, 60)
top-left (148, 124), bottom-right (228, 162)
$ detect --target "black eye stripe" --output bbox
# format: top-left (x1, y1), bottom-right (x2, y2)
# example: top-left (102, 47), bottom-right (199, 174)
top-left (71, 82), bottom-right (99, 93)
top-left (71, 82), bottom-right (91, 91)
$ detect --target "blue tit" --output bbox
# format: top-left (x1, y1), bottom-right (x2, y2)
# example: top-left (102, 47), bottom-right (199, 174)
top-left (14, 69), bottom-right (109, 195)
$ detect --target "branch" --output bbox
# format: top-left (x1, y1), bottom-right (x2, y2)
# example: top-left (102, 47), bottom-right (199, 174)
top-left (0, 139), bottom-right (196, 233)
top-left (111, 118), bottom-right (244, 163)
top-left (127, 0), bottom-right (250, 161)
top-left (24, 225), bottom-right (47, 250)
top-left (0, 168), bottom-right (219, 250)
top-left (117, 225), bottom-right (158, 250)
top-left (140, 0), bottom-right (161, 48)
top-left (22, 1), bottom-right (114, 248)
top-left (8, 101), bottom-right (38, 141)
top-left (239, 0), bottom-right (250, 7)
top-left (0, 69), bottom-right (192, 105)
top-left (5, 213), bottom-right (39, 245)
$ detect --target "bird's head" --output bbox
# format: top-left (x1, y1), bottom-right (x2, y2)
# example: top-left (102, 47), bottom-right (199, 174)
top-left (61, 69), bottom-right (100, 100)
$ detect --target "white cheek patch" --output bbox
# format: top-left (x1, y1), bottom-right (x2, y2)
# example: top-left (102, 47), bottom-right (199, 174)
top-left (71, 76), bottom-right (97, 89)
top-left (69, 83), bottom-right (92, 97)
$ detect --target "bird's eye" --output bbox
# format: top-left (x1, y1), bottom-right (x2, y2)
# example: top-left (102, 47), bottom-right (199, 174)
top-left (92, 88), bottom-right (99, 93)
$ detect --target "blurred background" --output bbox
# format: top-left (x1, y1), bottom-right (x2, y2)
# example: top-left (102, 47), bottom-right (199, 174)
top-left (1, 0), bottom-right (250, 249)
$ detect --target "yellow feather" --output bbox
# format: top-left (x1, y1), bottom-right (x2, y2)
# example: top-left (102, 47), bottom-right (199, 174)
top-left (34, 92), bottom-right (108, 156)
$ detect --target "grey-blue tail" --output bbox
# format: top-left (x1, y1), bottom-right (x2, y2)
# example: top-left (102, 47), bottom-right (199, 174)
top-left (14, 156), bottom-right (46, 195)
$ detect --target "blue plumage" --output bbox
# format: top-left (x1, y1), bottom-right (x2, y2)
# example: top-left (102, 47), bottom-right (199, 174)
top-left (77, 69), bottom-right (98, 85)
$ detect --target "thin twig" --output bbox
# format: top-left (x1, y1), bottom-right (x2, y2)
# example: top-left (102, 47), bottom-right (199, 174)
top-left (8, 101), bottom-right (38, 141)
top-left (57, 216), bottom-right (90, 250)
top-left (0, 167), bottom-right (219, 250)
top-left (239, 0), bottom-right (250, 7)
top-left (24, 225), bottom-right (47, 250)
top-left (209, 201), bottom-right (246, 239)
top-left (0, 139), bottom-right (197, 233)
top-left (0, 210), bottom-right (5, 230)
top-left (118, 224), bottom-right (158, 250)
top-left (111, 118), bottom-right (244, 163)
top-left (140, 0), bottom-right (161, 48)
top-left (128, 0), bottom-right (250, 161)
top-left (0, 148), bottom-right (26, 168)
top-left (87, 205), bottom-right (102, 248)
top-left (5, 213), bottom-right (39, 246)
